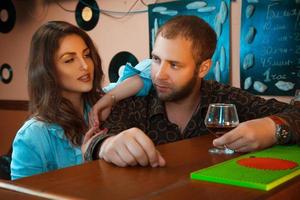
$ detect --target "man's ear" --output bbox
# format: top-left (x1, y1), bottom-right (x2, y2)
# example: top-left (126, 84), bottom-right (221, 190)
top-left (197, 59), bottom-right (212, 78)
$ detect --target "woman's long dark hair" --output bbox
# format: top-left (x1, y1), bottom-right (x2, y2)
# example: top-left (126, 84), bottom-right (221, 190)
top-left (28, 21), bottom-right (103, 146)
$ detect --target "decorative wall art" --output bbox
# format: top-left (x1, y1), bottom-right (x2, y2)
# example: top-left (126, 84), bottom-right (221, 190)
top-left (240, 0), bottom-right (300, 96)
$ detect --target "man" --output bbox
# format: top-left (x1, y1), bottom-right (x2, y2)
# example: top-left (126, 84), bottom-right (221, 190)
top-left (85, 16), bottom-right (300, 168)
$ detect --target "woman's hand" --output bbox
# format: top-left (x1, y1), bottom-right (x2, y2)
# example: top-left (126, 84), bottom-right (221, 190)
top-left (89, 75), bottom-right (144, 128)
top-left (89, 94), bottom-right (115, 128)
top-left (81, 127), bottom-right (108, 161)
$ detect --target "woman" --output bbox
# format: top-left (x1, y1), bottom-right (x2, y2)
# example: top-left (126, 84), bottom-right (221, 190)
top-left (11, 21), bottom-right (150, 180)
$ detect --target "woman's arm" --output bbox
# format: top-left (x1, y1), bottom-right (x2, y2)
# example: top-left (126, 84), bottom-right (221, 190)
top-left (106, 75), bottom-right (144, 102)
top-left (89, 75), bottom-right (144, 127)
top-left (89, 59), bottom-right (152, 127)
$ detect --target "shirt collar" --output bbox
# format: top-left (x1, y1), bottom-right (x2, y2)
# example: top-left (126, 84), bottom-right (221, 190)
top-left (149, 90), bottom-right (166, 118)
top-left (198, 79), bottom-right (211, 110)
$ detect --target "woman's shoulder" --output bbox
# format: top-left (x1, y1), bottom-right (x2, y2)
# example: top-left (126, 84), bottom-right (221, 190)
top-left (17, 118), bottom-right (48, 135)
top-left (12, 119), bottom-right (49, 154)
top-left (15, 118), bottom-right (62, 143)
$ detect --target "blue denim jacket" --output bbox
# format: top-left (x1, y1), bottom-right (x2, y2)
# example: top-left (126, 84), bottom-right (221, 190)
top-left (11, 119), bottom-right (83, 180)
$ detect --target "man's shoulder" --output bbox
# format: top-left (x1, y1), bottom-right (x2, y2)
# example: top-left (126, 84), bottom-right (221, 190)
top-left (117, 89), bottom-right (157, 105)
top-left (202, 79), bottom-right (230, 88)
top-left (202, 79), bottom-right (243, 93)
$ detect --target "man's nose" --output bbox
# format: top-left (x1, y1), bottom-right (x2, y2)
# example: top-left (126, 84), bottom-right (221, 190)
top-left (156, 63), bottom-right (169, 80)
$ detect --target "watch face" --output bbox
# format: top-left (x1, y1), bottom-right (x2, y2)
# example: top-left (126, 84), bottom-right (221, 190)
top-left (275, 124), bottom-right (291, 145)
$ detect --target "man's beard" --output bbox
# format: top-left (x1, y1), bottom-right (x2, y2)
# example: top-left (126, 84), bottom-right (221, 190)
top-left (156, 72), bottom-right (199, 102)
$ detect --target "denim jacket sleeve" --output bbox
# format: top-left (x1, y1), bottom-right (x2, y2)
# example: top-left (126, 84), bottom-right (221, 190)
top-left (103, 59), bottom-right (153, 96)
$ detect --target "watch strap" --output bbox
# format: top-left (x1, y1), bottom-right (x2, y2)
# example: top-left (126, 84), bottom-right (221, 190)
top-left (268, 115), bottom-right (291, 145)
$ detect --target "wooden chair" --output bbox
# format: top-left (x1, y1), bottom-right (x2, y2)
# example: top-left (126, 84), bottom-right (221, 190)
top-left (0, 148), bottom-right (12, 180)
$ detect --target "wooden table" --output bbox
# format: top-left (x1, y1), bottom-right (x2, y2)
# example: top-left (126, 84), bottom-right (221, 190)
top-left (0, 186), bottom-right (46, 200)
top-left (2, 135), bottom-right (300, 199)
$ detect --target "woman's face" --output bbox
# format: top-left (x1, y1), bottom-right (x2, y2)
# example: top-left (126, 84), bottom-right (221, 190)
top-left (55, 34), bottom-right (94, 99)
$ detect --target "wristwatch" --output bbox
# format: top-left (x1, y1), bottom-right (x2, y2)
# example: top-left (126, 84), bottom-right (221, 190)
top-left (268, 115), bottom-right (291, 145)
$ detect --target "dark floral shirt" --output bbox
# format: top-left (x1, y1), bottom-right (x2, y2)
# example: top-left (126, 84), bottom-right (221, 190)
top-left (87, 80), bottom-right (300, 159)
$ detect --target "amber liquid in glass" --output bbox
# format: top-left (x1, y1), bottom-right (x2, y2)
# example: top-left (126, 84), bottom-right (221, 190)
top-left (206, 125), bottom-right (236, 137)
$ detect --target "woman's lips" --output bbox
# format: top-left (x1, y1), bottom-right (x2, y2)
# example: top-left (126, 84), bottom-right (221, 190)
top-left (78, 74), bottom-right (90, 82)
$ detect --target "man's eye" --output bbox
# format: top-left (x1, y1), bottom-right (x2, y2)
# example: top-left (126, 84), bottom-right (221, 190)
top-left (170, 63), bottom-right (178, 69)
top-left (152, 56), bottom-right (160, 63)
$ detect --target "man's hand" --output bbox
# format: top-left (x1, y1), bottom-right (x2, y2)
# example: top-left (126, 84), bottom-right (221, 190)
top-left (99, 127), bottom-right (166, 167)
top-left (213, 117), bottom-right (277, 152)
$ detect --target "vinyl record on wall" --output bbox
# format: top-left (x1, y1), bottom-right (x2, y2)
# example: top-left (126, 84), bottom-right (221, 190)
top-left (109, 52), bottom-right (139, 82)
top-left (75, 0), bottom-right (99, 31)
top-left (0, 0), bottom-right (16, 33)
top-left (0, 63), bottom-right (13, 84)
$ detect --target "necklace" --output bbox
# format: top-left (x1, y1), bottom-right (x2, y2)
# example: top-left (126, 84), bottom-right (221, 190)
top-left (178, 96), bottom-right (201, 134)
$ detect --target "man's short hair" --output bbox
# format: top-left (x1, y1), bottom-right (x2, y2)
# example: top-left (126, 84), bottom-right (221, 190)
top-left (156, 15), bottom-right (217, 66)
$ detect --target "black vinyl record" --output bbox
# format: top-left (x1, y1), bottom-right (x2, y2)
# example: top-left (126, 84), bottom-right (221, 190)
top-left (0, 0), bottom-right (16, 33)
top-left (0, 63), bottom-right (13, 84)
top-left (109, 52), bottom-right (139, 82)
top-left (75, 0), bottom-right (99, 31)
